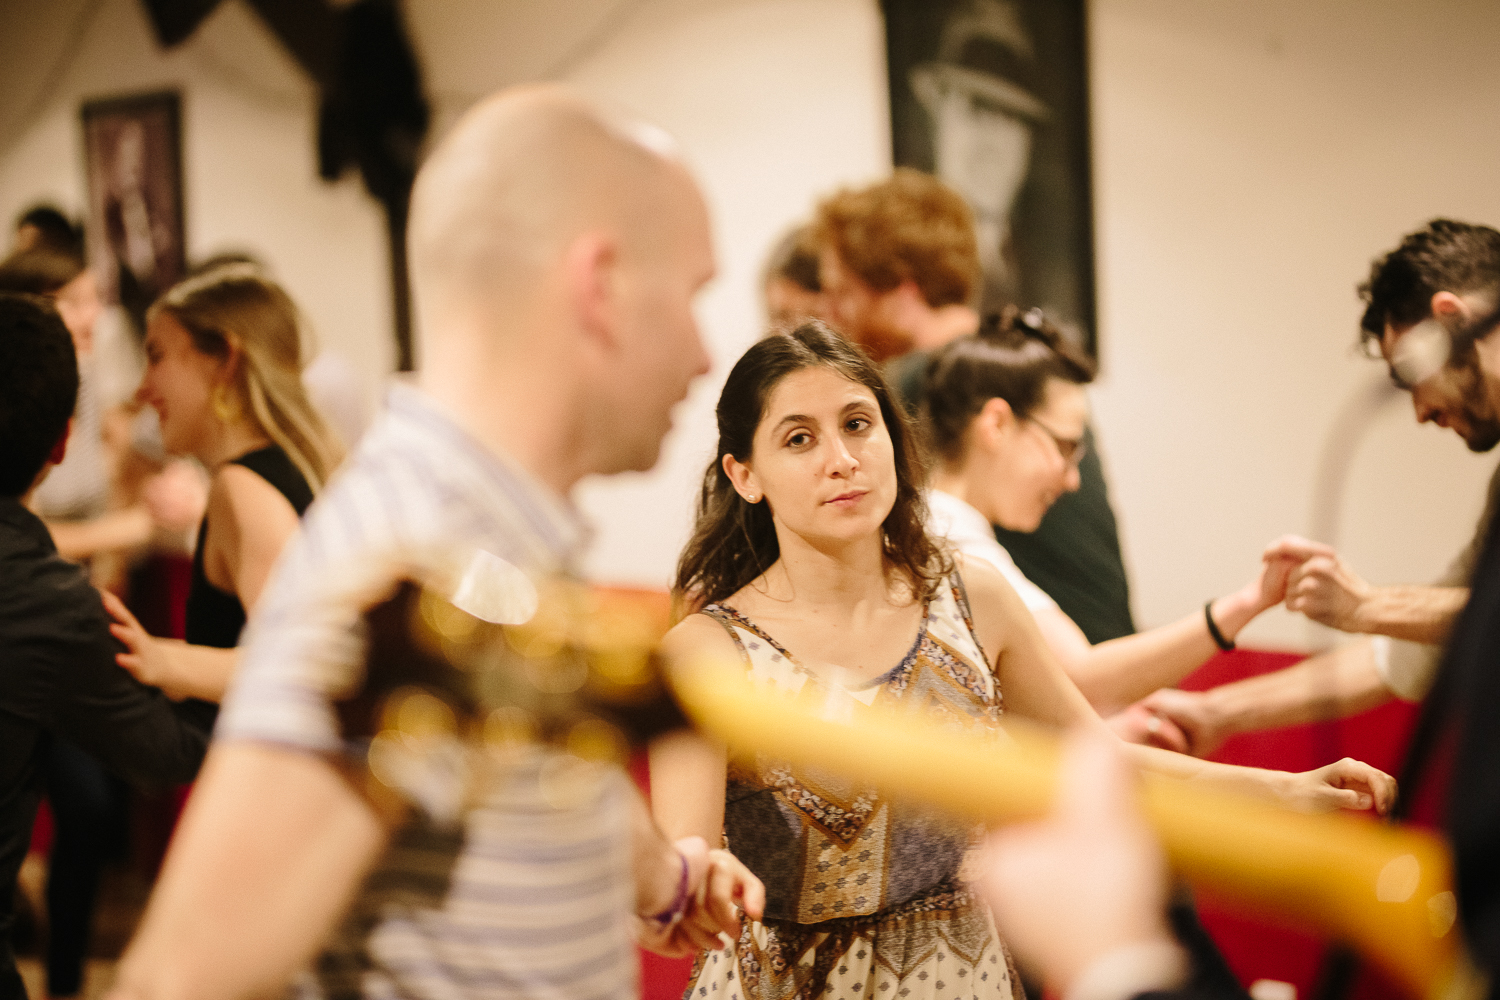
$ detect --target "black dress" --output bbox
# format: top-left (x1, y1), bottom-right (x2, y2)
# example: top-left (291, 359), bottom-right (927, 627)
top-left (181, 446), bottom-right (313, 730)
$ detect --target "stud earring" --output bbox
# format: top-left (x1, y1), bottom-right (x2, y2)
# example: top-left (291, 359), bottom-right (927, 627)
top-left (745, 493), bottom-right (758, 503)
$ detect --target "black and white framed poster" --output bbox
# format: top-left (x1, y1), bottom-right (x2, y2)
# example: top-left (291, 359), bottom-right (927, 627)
top-left (881, 0), bottom-right (1097, 356)
top-left (81, 89), bottom-right (187, 331)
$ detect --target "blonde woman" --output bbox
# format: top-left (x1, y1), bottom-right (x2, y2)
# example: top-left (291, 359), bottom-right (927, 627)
top-left (103, 266), bottom-right (341, 715)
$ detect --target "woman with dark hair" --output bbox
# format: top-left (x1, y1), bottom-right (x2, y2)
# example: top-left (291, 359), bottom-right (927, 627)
top-left (101, 264), bottom-right (342, 713)
top-left (922, 308), bottom-right (1290, 722)
top-left (652, 320), bottom-right (1395, 1000)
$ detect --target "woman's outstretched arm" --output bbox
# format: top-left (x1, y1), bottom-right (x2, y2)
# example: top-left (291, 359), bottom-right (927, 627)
top-left (962, 556), bottom-right (1396, 816)
top-left (1032, 555), bottom-right (1293, 714)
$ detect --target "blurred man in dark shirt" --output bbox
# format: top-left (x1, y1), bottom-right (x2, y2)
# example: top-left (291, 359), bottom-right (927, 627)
top-left (0, 293), bottom-right (208, 999)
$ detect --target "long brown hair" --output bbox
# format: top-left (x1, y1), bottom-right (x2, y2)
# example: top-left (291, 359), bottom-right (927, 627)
top-left (675, 319), bottom-right (949, 608)
top-left (151, 265), bottom-right (342, 491)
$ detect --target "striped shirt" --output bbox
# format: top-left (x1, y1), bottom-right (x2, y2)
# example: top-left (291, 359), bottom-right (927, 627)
top-left (218, 383), bottom-right (637, 1000)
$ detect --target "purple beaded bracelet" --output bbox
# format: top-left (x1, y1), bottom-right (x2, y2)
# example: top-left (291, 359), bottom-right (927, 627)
top-left (647, 852), bottom-right (690, 929)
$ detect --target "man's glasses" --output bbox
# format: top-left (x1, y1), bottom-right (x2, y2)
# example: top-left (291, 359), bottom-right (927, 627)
top-left (1025, 416), bottom-right (1087, 467)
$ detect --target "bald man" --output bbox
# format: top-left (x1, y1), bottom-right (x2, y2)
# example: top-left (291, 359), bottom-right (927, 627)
top-left (108, 87), bottom-right (760, 1000)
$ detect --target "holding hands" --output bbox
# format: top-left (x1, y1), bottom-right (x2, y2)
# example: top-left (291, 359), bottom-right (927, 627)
top-left (1263, 535), bottom-right (1371, 632)
top-left (1127, 537), bottom-right (1381, 759)
top-left (1136, 687), bottom-right (1227, 758)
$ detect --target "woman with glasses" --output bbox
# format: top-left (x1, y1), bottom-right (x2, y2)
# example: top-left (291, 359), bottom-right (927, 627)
top-left (922, 307), bottom-right (1290, 728)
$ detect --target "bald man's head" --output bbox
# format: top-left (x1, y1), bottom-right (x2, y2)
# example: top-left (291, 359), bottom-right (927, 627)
top-left (406, 85), bottom-right (715, 484)
top-left (409, 85), bottom-right (689, 332)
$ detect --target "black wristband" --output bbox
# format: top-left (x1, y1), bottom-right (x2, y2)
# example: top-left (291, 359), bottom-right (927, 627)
top-left (1204, 600), bottom-right (1235, 652)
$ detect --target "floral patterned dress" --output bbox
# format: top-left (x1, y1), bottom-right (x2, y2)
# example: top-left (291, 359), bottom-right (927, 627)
top-left (685, 574), bottom-right (1024, 1000)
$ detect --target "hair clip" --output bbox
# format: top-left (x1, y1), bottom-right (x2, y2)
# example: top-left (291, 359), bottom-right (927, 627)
top-left (1017, 307), bottom-right (1046, 333)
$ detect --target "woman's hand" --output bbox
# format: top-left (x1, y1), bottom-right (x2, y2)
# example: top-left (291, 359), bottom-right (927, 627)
top-left (1276, 757), bottom-right (1397, 816)
top-left (638, 837), bottom-right (765, 957)
top-left (100, 590), bottom-right (190, 700)
top-left (1256, 552), bottom-right (1297, 613)
top-left (143, 460), bottom-right (208, 553)
top-left (1202, 552), bottom-right (1299, 649)
top-left (1239, 550), bottom-right (1297, 617)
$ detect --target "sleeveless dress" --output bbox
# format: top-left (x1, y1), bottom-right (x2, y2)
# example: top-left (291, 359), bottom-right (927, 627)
top-left (686, 574), bottom-right (1024, 1000)
top-left (180, 445), bottom-right (313, 731)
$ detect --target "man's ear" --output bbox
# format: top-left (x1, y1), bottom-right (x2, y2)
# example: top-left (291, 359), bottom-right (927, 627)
top-left (883, 280), bottom-right (927, 323)
top-left (722, 451), bottom-right (757, 500)
top-left (893, 279), bottom-right (927, 307)
top-left (564, 230), bottom-right (621, 348)
top-left (48, 419), bottom-right (71, 467)
top-left (1432, 291), bottom-right (1474, 324)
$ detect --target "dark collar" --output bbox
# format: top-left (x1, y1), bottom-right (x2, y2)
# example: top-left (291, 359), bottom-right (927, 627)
top-left (0, 494), bottom-right (59, 554)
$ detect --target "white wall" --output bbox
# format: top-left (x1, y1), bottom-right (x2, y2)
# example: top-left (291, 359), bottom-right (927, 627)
top-left (0, 0), bottom-right (394, 401)
top-left (1087, 0), bottom-right (1500, 647)
top-left (3, 0), bottom-right (1497, 651)
top-left (0, 0), bottom-right (890, 587)
top-left (556, 0), bottom-right (892, 586)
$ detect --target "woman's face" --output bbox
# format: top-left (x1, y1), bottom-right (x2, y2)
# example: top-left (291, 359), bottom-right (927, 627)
top-left (978, 378), bottom-right (1089, 532)
top-left (731, 365), bottom-right (897, 548)
top-left (136, 312), bottom-right (227, 460)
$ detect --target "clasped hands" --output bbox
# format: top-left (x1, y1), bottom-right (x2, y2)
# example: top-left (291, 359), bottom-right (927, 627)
top-left (1261, 535), bottom-right (1372, 631)
top-left (1200, 533), bottom-right (1359, 631)
top-left (1189, 534), bottom-right (1366, 634)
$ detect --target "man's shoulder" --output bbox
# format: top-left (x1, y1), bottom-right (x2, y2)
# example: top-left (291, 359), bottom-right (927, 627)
top-left (0, 518), bottom-right (107, 626)
top-left (0, 518), bottom-right (115, 711)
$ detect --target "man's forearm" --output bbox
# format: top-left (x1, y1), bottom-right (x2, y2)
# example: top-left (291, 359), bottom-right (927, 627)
top-left (110, 743), bottom-right (387, 1000)
top-left (47, 506), bottom-right (152, 562)
top-left (1202, 640), bottom-right (1393, 738)
top-left (1354, 585), bottom-right (1468, 644)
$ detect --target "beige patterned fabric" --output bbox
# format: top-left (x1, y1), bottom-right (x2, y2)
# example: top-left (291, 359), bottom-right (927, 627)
top-left (688, 575), bottom-right (1023, 1000)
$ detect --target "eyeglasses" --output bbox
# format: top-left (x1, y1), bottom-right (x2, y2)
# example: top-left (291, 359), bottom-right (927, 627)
top-left (1382, 319), bottom-right (1450, 390)
top-left (1024, 416), bottom-right (1087, 467)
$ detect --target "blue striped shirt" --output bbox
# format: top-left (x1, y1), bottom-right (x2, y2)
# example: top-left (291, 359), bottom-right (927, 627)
top-left (219, 384), bottom-right (637, 1000)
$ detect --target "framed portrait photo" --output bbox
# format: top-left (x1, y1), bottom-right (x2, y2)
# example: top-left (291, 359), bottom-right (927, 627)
top-left (881, 0), bottom-right (1097, 356)
top-left (81, 89), bottom-right (187, 329)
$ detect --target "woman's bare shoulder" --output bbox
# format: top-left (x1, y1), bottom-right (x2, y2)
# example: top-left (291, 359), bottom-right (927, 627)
top-left (951, 551), bottom-right (1016, 611)
top-left (949, 552), bottom-right (1036, 662)
top-left (209, 463), bottom-right (298, 529)
top-left (660, 606), bottom-right (741, 664)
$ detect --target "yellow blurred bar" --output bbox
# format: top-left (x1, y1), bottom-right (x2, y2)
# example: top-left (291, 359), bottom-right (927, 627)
top-left (671, 659), bottom-right (1474, 1000)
